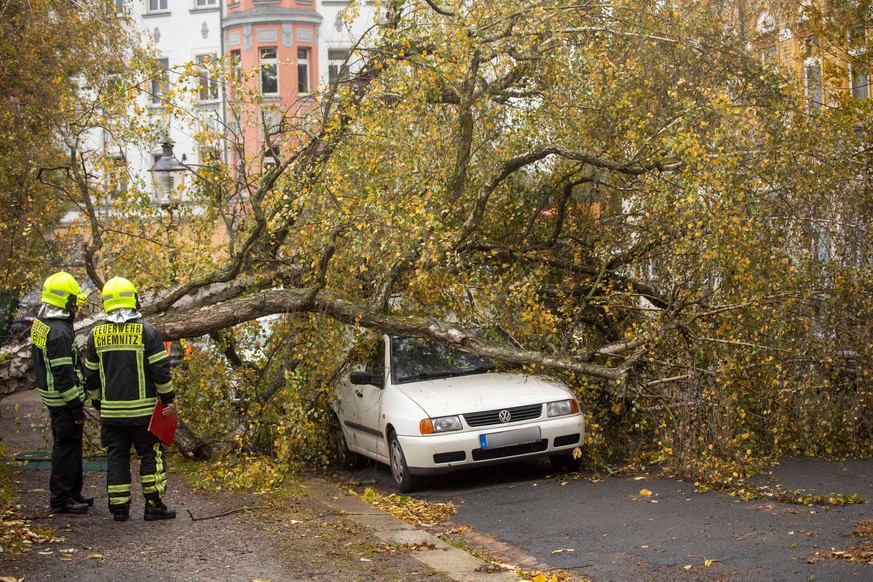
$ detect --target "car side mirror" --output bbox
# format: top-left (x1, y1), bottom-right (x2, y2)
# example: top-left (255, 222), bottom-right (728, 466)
top-left (350, 371), bottom-right (384, 388)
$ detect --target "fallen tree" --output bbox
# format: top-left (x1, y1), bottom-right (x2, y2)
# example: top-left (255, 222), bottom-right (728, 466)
top-left (3, 1), bottom-right (870, 473)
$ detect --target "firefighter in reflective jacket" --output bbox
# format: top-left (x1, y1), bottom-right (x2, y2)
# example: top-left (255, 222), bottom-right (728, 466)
top-left (30, 272), bottom-right (93, 514)
top-left (84, 277), bottom-right (176, 521)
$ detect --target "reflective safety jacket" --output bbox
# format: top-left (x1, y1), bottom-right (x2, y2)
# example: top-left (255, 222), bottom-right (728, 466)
top-left (84, 319), bottom-right (174, 426)
top-left (30, 317), bottom-right (86, 419)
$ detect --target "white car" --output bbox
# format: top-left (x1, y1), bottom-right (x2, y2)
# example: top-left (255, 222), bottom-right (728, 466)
top-left (331, 334), bottom-right (585, 492)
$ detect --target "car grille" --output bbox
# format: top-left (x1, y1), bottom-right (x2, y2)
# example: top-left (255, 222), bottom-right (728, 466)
top-left (463, 404), bottom-right (543, 427)
top-left (472, 439), bottom-right (548, 461)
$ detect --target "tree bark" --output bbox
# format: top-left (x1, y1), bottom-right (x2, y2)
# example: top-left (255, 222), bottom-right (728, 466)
top-left (2, 284), bottom-right (631, 400)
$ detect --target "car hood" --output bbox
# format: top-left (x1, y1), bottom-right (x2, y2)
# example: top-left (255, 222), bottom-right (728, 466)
top-left (394, 372), bottom-right (572, 416)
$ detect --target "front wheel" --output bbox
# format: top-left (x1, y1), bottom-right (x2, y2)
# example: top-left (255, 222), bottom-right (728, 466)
top-left (332, 415), bottom-right (365, 469)
top-left (550, 451), bottom-right (582, 472)
top-left (388, 432), bottom-right (421, 493)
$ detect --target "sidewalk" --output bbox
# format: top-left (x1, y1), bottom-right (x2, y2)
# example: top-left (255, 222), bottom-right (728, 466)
top-left (1, 389), bottom-right (521, 582)
top-left (305, 477), bottom-right (521, 581)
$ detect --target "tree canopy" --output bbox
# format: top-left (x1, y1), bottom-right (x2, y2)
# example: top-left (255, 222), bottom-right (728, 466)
top-left (2, 0), bottom-right (870, 481)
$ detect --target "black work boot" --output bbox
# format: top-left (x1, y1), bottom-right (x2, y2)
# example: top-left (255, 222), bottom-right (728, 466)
top-left (110, 504), bottom-right (130, 522)
top-left (51, 499), bottom-right (89, 514)
top-left (73, 493), bottom-right (95, 507)
top-left (144, 499), bottom-right (176, 521)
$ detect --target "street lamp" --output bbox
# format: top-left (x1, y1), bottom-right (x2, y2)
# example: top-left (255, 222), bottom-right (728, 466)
top-left (150, 141), bottom-right (188, 207)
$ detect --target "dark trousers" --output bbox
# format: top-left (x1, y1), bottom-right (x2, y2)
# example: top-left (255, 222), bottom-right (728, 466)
top-left (101, 424), bottom-right (167, 509)
top-left (49, 407), bottom-right (84, 508)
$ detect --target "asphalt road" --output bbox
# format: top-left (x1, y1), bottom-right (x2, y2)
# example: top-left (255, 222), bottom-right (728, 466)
top-left (337, 457), bottom-right (873, 582)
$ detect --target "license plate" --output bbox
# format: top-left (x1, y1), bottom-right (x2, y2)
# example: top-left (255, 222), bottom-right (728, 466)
top-left (479, 426), bottom-right (541, 449)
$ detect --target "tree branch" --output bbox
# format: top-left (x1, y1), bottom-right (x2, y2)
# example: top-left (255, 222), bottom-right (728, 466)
top-left (151, 288), bottom-right (629, 381)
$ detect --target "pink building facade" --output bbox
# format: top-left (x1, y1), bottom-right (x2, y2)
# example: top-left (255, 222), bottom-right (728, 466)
top-left (223, 0), bottom-right (323, 166)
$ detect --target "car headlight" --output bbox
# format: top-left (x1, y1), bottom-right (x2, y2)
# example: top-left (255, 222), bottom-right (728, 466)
top-left (547, 398), bottom-right (580, 417)
top-left (419, 415), bottom-right (463, 434)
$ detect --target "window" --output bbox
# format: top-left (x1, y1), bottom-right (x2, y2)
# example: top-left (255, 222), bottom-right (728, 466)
top-left (105, 66), bottom-right (120, 96)
top-left (852, 68), bottom-right (869, 100)
top-left (196, 54), bottom-right (218, 101)
top-left (804, 35), bottom-right (819, 56)
top-left (297, 47), bottom-right (310, 94)
top-left (261, 107), bottom-right (283, 166)
top-left (151, 58), bottom-right (169, 104)
top-left (107, 155), bottom-right (128, 198)
top-left (196, 114), bottom-right (222, 164)
top-left (849, 24), bottom-right (866, 49)
top-left (228, 49), bottom-right (242, 87)
top-left (263, 144), bottom-right (280, 166)
top-left (198, 112), bottom-right (222, 143)
top-left (761, 45), bottom-right (777, 67)
top-left (390, 336), bottom-right (494, 384)
top-left (756, 11), bottom-right (775, 35)
top-left (328, 48), bottom-right (350, 88)
top-left (147, 0), bottom-right (168, 12)
top-left (194, 0), bottom-right (217, 7)
top-left (261, 107), bottom-right (283, 138)
top-left (260, 47), bottom-right (278, 95)
top-left (363, 337), bottom-right (385, 376)
top-left (805, 61), bottom-right (822, 110)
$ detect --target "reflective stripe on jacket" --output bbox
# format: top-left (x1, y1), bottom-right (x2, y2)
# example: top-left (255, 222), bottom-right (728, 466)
top-left (84, 319), bottom-right (174, 425)
top-left (30, 317), bottom-right (86, 411)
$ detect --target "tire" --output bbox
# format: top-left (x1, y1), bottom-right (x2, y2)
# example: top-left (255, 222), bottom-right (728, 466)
top-left (388, 431), bottom-right (421, 493)
top-left (332, 415), bottom-right (365, 469)
top-left (550, 451), bottom-right (582, 472)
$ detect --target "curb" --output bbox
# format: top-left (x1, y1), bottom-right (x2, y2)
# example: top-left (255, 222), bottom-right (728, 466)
top-left (301, 477), bottom-right (522, 582)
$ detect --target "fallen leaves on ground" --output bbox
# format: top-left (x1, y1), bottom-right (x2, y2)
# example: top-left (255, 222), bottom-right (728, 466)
top-left (852, 520), bottom-right (873, 537)
top-left (807, 520), bottom-right (873, 565)
top-left (522, 569), bottom-right (588, 581)
top-left (807, 541), bottom-right (873, 565)
top-left (357, 488), bottom-right (456, 526)
top-left (0, 510), bottom-right (59, 559)
top-left (476, 563), bottom-right (513, 574)
top-left (682, 558), bottom-right (720, 571)
top-left (725, 484), bottom-right (865, 506)
top-left (373, 541), bottom-right (436, 555)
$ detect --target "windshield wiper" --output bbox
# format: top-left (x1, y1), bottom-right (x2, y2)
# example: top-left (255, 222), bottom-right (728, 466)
top-left (399, 367), bottom-right (494, 382)
top-left (463, 366), bottom-right (494, 374)
top-left (399, 371), bottom-right (456, 382)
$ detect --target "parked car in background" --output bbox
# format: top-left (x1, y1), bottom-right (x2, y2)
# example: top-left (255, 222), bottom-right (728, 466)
top-left (331, 334), bottom-right (584, 492)
top-left (2, 306), bottom-right (37, 345)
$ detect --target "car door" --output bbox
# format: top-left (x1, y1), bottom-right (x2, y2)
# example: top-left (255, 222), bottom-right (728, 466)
top-left (341, 337), bottom-right (386, 455)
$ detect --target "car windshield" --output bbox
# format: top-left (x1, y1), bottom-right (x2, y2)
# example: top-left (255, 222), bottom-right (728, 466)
top-left (391, 336), bottom-right (494, 384)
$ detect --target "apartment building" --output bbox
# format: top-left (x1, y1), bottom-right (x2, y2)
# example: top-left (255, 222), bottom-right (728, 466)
top-left (742, 0), bottom-right (870, 109)
top-left (108, 0), bottom-right (371, 202)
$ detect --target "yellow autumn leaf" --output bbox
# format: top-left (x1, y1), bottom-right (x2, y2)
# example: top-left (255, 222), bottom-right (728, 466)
top-left (639, 489), bottom-right (652, 497)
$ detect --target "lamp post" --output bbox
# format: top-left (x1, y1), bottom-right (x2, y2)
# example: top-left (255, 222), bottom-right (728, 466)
top-left (150, 141), bottom-right (188, 207)
top-left (150, 141), bottom-right (189, 281)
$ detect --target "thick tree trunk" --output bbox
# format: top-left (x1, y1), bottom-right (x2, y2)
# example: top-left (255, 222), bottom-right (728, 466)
top-left (174, 419), bottom-right (212, 460)
top-left (0, 340), bottom-right (33, 397)
top-left (2, 285), bottom-right (631, 402)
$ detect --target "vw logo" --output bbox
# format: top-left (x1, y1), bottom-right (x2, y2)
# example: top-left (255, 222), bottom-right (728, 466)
top-left (498, 410), bottom-right (512, 423)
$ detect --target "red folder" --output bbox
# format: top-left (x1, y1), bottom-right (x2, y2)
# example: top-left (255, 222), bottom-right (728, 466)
top-left (148, 401), bottom-right (178, 446)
